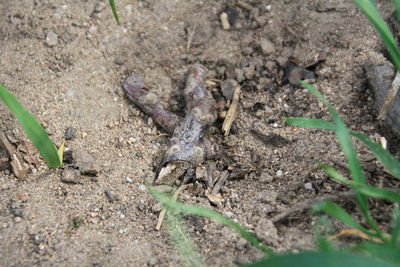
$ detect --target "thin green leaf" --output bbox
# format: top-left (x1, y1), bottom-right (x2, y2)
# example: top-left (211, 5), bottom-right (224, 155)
top-left (321, 164), bottom-right (400, 203)
top-left (283, 117), bottom-right (335, 130)
top-left (0, 84), bottom-right (61, 167)
top-left (300, 81), bottom-right (383, 240)
top-left (391, 205), bottom-right (400, 247)
top-left (166, 211), bottom-right (205, 267)
top-left (246, 251), bottom-right (398, 267)
top-left (108, 0), bottom-right (120, 25)
top-left (353, 0), bottom-right (400, 71)
top-left (352, 242), bottom-right (400, 264)
top-left (312, 201), bottom-right (373, 238)
top-left (350, 131), bottom-right (400, 180)
top-left (148, 187), bottom-right (274, 256)
top-left (284, 117), bottom-right (400, 180)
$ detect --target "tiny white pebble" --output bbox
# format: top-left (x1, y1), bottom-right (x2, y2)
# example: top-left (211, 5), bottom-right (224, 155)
top-left (138, 184), bottom-right (146, 192)
top-left (273, 122), bottom-right (279, 128)
top-left (223, 211), bottom-right (233, 218)
top-left (276, 170), bottom-right (283, 177)
top-left (266, 5), bottom-right (272, 10)
top-left (14, 217), bottom-right (22, 223)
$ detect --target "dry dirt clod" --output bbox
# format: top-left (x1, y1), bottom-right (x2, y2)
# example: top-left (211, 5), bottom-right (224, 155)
top-left (72, 149), bottom-right (100, 176)
top-left (61, 168), bottom-right (81, 184)
top-left (45, 31), bottom-right (58, 47)
top-left (220, 79), bottom-right (238, 100)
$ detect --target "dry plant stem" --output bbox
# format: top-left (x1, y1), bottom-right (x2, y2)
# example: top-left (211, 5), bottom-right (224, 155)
top-left (156, 185), bottom-right (186, 230)
top-left (0, 131), bottom-right (26, 179)
top-left (161, 64), bottom-right (217, 167)
top-left (222, 85), bottom-right (241, 136)
top-left (378, 71), bottom-right (400, 120)
top-left (211, 171), bottom-right (229, 196)
top-left (123, 64), bottom-right (218, 184)
top-left (123, 75), bottom-right (180, 135)
top-left (271, 191), bottom-right (356, 223)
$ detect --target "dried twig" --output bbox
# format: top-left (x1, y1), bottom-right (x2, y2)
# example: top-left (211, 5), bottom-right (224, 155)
top-left (124, 64), bottom-right (220, 185)
top-left (156, 185), bottom-right (186, 230)
top-left (0, 132), bottom-right (27, 179)
top-left (271, 191), bottom-right (356, 223)
top-left (220, 12), bottom-right (230, 30)
top-left (236, 0), bottom-right (253, 10)
top-left (222, 85), bottom-right (240, 136)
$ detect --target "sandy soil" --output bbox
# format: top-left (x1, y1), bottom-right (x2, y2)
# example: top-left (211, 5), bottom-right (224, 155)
top-left (0, 0), bottom-right (399, 266)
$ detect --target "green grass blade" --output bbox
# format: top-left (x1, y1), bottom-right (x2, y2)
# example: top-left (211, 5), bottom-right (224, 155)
top-left (300, 81), bottom-right (383, 239)
top-left (0, 84), bottom-right (61, 167)
top-left (353, 0), bottom-right (400, 71)
top-left (148, 187), bottom-right (274, 256)
top-left (283, 118), bottom-right (335, 130)
top-left (108, 0), bottom-right (120, 25)
top-left (245, 251), bottom-right (398, 267)
top-left (312, 201), bottom-right (374, 238)
top-left (391, 205), bottom-right (400, 247)
top-left (284, 117), bottom-right (400, 180)
top-left (394, 0), bottom-right (400, 22)
top-left (352, 242), bottom-right (400, 264)
top-left (321, 164), bottom-right (400, 203)
top-left (350, 131), bottom-right (400, 180)
top-left (166, 211), bottom-right (205, 267)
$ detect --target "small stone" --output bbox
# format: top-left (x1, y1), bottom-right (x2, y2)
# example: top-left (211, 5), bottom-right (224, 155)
top-left (123, 177), bottom-right (133, 183)
top-left (259, 191), bottom-right (277, 205)
top-left (275, 170), bottom-right (283, 177)
top-left (105, 189), bottom-right (117, 202)
top-left (64, 127), bottom-right (76, 140)
top-left (88, 25), bottom-right (97, 34)
top-left (61, 168), bottom-right (81, 184)
top-left (235, 68), bottom-right (245, 82)
top-left (259, 172), bottom-right (274, 183)
top-left (259, 38), bottom-right (275, 55)
top-left (220, 79), bottom-right (238, 100)
top-left (138, 184), bottom-right (147, 192)
top-left (255, 218), bottom-right (279, 246)
top-left (73, 149), bottom-right (100, 176)
top-left (151, 203), bottom-right (162, 213)
top-left (63, 150), bottom-right (73, 164)
top-left (223, 211), bottom-right (233, 218)
top-left (224, 135), bottom-right (238, 147)
top-left (14, 217), bottom-right (22, 223)
top-left (236, 238), bottom-right (247, 250)
top-left (10, 208), bottom-right (24, 217)
top-left (137, 202), bottom-right (145, 211)
top-left (304, 182), bottom-right (314, 191)
top-left (45, 31), bottom-right (58, 47)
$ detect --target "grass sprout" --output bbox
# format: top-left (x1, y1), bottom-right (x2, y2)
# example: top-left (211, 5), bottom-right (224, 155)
top-left (0, 84), bottom-right (61, 167)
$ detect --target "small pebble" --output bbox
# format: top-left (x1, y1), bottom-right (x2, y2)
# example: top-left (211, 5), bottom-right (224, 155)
top-left (259, 172), bottom-right (274, 183)
top-left (224, 135), bottom-right (238, 147)
top-left (105, 189), bottom-right (117, 202)
top-left (151, 203), bottom-right (162, 213)
top-left (61, 168), bottom-right (81, 184)
top-left (73, 149), bottom-right (100, 176)
top-left (137, 202), bottom-right (145, 211)
top-left (64, 127), bottom-right (76, 140)
top-left (220, 79), bottom-right (238, 100)
top-left (236, 238), bottom-right (247, 250)
top-left (45, 31), bottom-right (58, 47)
top-left (259, 37), bottom-right (275, 55)
top-left (304, 182), bottom-right (314, 191)
top-left (138, 184), bottom-right (147, 192)
top-left (123, 177), bottom-right (133, 183)
top-left (275, 170), bottom-right (283, 177)
top-left (14, 217), bottom-right (22, 223)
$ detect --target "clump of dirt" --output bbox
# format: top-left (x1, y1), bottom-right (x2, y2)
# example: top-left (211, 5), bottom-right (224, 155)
top-left (0, 0), bottom-right (399, 266)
